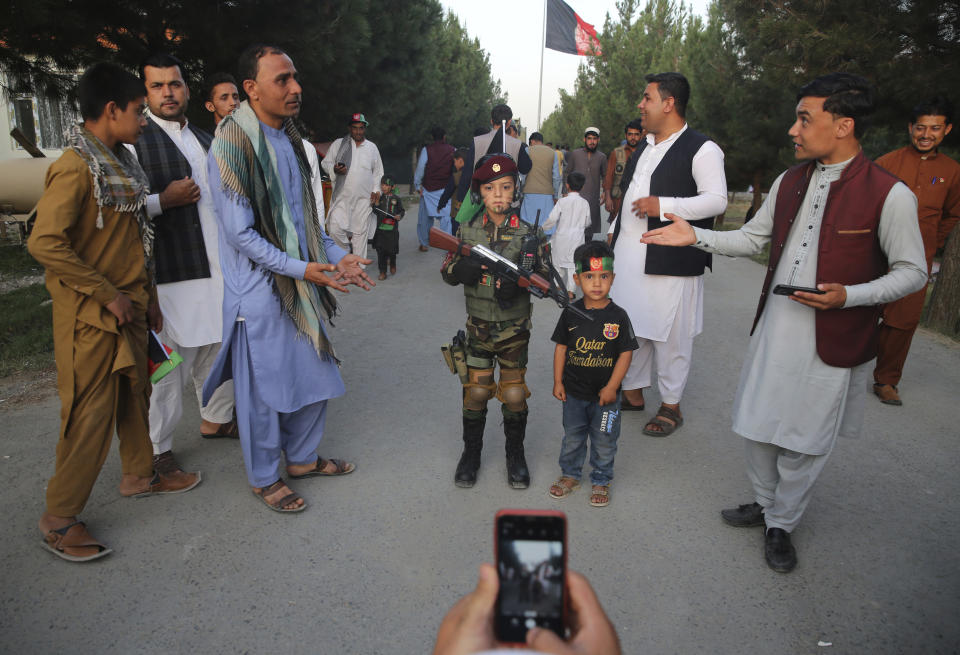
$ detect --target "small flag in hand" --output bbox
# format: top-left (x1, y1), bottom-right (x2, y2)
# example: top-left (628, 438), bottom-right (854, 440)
top-left (546, 0), bottom-right (602, 56)
top-left (148, 330), bottom-right (184, 384)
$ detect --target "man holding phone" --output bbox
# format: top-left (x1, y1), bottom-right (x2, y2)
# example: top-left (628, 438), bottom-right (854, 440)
top-left (433, 564), bottom-right (621, 654)
top-left (640, 73), bottom-right (926, 573)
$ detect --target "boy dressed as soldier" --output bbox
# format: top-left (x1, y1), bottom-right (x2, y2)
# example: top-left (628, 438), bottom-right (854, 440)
top-left (441, 154), bottom-right (551, 489)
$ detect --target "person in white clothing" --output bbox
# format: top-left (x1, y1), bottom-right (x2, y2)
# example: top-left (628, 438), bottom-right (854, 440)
top-left (132, 53), bottom-right (237, 484)
top-left (321, 112), bottom-right (383, 261)
top-left (607, 72), bottom-right (727, 435)
top-left (641, 73), bottom-right (926, 573)
top-left (542, 171), bottom-right (590, 293)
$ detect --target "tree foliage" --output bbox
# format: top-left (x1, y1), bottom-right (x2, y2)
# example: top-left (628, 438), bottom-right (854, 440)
top-left (541, 0), bottom-right (687, 151)
top-left (0, 0), bottom-right (503, 158)
top-left (540, 0), bottom-right (959, 188)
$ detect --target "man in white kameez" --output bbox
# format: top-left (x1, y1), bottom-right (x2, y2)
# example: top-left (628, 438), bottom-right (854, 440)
top-left (322, 113), bottom-right (383, 261)
top-left (642, 73), bottom-right (926, 573)
top-left (132, 54), bottom-right (237, 485)
top-left (608, 72), bottom-right (727, 436)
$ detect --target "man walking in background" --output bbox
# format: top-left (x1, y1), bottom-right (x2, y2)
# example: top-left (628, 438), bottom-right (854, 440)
top-left (322, 112), bottom-right (384, 260)
top-left (567, 127), bottom-right (606, 240)
top-left (873, 95), bottom-right (960, 406)
top-left (414, 126), bottom-right (455, 251)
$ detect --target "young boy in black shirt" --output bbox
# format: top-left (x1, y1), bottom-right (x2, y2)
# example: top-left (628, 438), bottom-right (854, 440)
top-left (549, 241), bottom-right (637, 507)
top-left (371, 175), bottom-right (405, 280)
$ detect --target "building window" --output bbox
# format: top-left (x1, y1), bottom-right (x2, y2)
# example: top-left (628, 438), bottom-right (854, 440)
top-left (6, 81), bottom-right (79, 151)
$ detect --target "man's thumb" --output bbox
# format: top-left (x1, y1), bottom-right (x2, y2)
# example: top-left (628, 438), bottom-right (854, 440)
top-left (526, 626), bottom-right (569, 654)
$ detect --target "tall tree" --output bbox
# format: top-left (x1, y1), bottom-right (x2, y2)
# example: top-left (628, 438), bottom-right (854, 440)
top-left (541, 0), bottom-right (688, 153)
top-left (0, 0), bottom-right (503, 162)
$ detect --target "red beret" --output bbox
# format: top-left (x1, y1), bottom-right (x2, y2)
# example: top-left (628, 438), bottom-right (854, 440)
top-left (471, 154), bottom-right (518, 189)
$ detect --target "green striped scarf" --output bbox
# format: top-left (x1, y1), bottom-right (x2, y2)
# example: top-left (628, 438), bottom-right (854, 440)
top-left (211, 101), bottom-right (337, 362)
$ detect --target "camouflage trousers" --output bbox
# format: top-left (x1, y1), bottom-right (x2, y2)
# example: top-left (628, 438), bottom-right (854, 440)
top-left (462, 316), bottom-right (531, 420)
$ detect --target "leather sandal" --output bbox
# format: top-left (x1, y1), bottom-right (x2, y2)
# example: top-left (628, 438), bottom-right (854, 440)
top-left (288, 457), bottom-right (355, 479)
top-left (41, 521), bottom-right (112, 562)
top-left (643, 404), bottom-right (683, 437)
top-left (253, 479), bottom-right (305, 513)
top-left (201, 419), bottom-right (239, 439)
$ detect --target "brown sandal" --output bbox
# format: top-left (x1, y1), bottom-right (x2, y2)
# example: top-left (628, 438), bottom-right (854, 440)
top-left (253, 479), bottom-right (306, 513)
top-left (643, 405), bottom-right (683, 437)
top-left (289, 457), bottom-right (356, 479)
top-left (201, 419), bottom-right (239, 439)
top-left (41, 521), bottom-right (113, 562)
top-left (549, 476), bottom-right (581, 499)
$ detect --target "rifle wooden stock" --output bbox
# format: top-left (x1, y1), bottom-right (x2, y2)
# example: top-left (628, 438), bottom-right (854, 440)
top-left (428, 226), bottom-right (551, 294)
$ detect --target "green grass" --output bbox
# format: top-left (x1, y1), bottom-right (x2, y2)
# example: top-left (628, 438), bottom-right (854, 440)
top-left (0, 282), bottom-right (54, 377)
top-left (0, 244), bottom-right (43, 276)
top-left (0, 244), bottom-right (53, 377)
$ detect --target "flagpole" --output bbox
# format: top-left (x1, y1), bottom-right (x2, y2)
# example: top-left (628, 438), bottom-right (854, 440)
top-left (537, 0), bottom-right (546, 130)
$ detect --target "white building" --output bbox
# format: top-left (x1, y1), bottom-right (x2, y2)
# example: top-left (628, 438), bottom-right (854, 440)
top-left (2, 70), bottom-right (78, 161)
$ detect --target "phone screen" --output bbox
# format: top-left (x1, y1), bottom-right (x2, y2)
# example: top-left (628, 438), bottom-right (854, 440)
top-left (494, 511), bottom-right (566, 642)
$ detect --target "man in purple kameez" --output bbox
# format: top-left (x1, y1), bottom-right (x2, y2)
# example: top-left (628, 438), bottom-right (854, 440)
top-left (203, 44), bottom-right (373, 512)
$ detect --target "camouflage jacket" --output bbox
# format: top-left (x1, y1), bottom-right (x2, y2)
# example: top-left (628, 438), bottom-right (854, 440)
top-left (442, 210), bottom-right (550, 322)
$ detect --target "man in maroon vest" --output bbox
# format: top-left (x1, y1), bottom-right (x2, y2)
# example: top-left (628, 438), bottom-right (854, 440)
top-left (641, 73), bottom-right (926, 573)
top-left (415, 126), bottom-right (455, 250)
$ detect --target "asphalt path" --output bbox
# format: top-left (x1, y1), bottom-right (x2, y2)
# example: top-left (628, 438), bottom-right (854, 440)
top-left (2, 202), bottom-right (959, 654)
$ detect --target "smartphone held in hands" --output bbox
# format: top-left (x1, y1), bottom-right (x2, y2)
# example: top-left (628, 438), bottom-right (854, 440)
top-left (772, 284), bottom-right (826, 296)
top-left (494, 509), bottom-right (567, 644)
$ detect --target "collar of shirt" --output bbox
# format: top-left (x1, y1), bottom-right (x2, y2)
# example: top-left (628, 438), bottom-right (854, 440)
top-left (148, 109), bottom-right (189, 135)
top-left (815, 152), bottom-right (857, 180)
top-left (907, 146), bottom-right (940, 162)
top-left (645, 122), bottom-right (688, 149)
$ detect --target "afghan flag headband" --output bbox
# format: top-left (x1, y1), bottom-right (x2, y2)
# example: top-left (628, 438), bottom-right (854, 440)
top-left (576, 256), bottom-right (614, 273)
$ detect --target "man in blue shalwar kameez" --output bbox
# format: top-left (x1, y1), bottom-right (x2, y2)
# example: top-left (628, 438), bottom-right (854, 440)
top-left (203, 44), bottom-right (373, 512)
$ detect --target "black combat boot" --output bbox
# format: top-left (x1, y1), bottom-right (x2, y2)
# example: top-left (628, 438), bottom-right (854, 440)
top-left (455, 414), bottom-right (486, 488)
top-left (503, 411), bottom-right (530, 489)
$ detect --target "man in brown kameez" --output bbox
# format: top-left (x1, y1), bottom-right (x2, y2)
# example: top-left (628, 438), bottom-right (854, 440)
top-left (28, 63), bottom-right (197, 562)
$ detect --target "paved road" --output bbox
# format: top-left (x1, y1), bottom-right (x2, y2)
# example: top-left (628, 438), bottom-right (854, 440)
top-left (2, 204), bottom-right (959, 654)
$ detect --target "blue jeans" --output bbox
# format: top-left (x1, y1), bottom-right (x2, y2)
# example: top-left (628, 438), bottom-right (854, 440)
top-left (558, 393), bottom-right (621, 486)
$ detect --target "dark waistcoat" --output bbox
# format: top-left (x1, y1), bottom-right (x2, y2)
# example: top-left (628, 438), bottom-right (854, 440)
top-left (611, 128), bottom-right (716, 276)
top-left (423, 142), bottom-right (455, 191)
top-left (753, 151), bottom-right (898, 368)
top-left (134, 118), bottom-right (213, 284)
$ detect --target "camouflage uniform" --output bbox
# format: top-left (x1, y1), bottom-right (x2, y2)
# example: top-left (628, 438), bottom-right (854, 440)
top-left (442, 208), bottom-right (551, 488)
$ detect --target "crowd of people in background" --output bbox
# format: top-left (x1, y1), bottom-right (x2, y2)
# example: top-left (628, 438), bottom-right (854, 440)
top-left (22, 35), bottom-right (958, 653)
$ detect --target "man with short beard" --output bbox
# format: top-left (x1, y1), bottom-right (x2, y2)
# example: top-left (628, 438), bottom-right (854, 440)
top-left (603, 119), bottom-right (644, 218)
top-left (872, 95), bottom-right (960, 406)
top-left (203, 72), bottom-right (239, 126)
top-left (132, 53), bottom-right (236, 486)
top-left (566, 127), bottom-right (607, 240)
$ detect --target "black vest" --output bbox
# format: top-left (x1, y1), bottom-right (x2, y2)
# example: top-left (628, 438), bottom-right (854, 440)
top-left (134, 118), bottom-right (214, 284)
top-left (611, 128), bottom-right (716, 276)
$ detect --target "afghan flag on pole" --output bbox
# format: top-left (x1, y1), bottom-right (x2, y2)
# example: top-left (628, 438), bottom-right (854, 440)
top-left (545, 0), bottom-right (602, 56)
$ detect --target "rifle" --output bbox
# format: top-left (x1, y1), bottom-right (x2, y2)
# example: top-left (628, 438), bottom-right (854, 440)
top-left (429, 226), bottom-right (593, 321)
top-left (373, 206), bottom-right (400, 220)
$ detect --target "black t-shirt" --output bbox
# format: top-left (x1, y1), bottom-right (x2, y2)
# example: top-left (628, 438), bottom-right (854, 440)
top-left (550, 299), bottom-right (638, 402)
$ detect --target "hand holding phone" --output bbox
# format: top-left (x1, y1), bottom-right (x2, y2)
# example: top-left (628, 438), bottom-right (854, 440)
top-left (433, 560), bottom-right (622, 655)
top-left (772, 284), bottom-right (826, 296)
top-left (494, 510), bottom-right (567, 644)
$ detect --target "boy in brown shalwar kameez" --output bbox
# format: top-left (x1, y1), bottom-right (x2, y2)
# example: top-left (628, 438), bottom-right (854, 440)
top-left (28, 63), bottom-right (197, 562)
